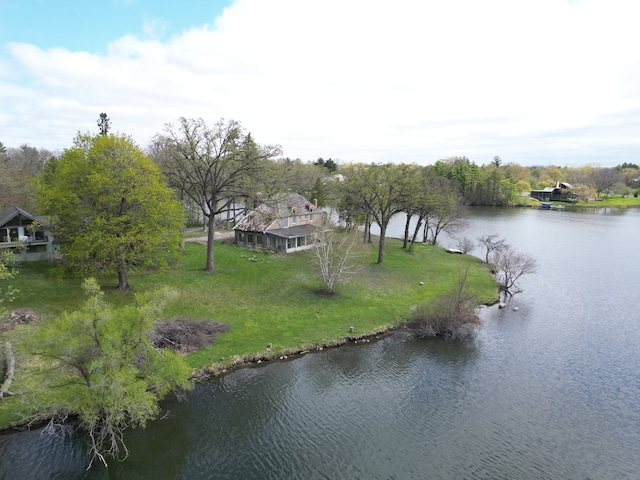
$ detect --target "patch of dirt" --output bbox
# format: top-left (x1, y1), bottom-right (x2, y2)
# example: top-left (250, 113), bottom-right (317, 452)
top-left (1, 308), bottom-right (41, 332)
top-left (152, 319), bottom-right (230, 353)
top-left (184, 229), bottom-right (235, 245)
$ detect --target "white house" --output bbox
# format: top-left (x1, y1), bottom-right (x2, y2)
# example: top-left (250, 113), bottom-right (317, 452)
top-left (0, 206), bottom-right (56, 262)
top-left (234, 193), bottom-right (322, 253)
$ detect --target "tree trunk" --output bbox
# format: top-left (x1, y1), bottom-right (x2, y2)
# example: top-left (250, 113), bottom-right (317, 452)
top-left (431, 221), bottom-right (442, 245)
top-left (118, 262), bottom-right (129, 291)
top-left (205, 213), bottom-right (216, 272)
top-left (363, 214), bottom-right (370, 244)
top-left (402, 213), bottom-right (412, 249)
top-left (409, 217), bottom-right (423, 253)
top-left (377, 224), bottom-right (387, 264)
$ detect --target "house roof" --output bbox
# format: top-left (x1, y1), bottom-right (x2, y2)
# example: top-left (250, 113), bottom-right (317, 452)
top-left (234, 193), bottom-right (316, 233)
top-left (531, 181), bottom-right (573, 194)
top-left (0, 206), bottom-right (36, 228)
top-left (267, 224), bottom-right (316, 239)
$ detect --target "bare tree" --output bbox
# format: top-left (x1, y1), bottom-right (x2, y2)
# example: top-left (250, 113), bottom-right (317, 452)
top-left (493, 249), bottom-right (537, 300)
top-left (456, 236), bottom-right (475, 254)
top-left (151, 118), bottom-right (281, 272)
top-left (478, 234), bottom-right (510, 264)
top-left (311, 217), bottom-right (360, 294)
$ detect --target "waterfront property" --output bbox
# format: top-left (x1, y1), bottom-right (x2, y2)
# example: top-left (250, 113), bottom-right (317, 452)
top-left (234, 193), bottom-right (321, 253)
top-left (0, 206), bottom-right (56, 262)
top-left (529, 181), bottom-right (575, 202)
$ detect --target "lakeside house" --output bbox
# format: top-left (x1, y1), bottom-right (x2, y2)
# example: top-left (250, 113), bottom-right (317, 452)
top-left (529, 181), bottom-right (575, 202)
top-left (0, 206), bottom-right (56, 262)
top-left (234, 193), bottom-right (322, 253)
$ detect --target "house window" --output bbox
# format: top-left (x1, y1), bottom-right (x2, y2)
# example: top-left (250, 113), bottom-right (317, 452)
top-left (247, 234), bottom-right (253, 244)
top-left (287, 237), bottom-right (297, 249)
top-left (292, 215), bottom-right (297, 224)
top-left (282, 217), bottom-right (289, 227)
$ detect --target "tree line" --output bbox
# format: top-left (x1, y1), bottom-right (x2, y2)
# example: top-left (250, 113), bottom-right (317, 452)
top-left (3, 120), bottom-right (639, 281)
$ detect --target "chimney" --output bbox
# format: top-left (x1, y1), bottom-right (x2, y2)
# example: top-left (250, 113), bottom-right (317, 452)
top-left (313, 198), bottom-right (318, 208)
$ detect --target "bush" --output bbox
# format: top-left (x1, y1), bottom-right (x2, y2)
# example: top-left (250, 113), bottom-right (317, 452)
top-left (409, 294), bottom-right (479, 340)
top-left (408, 266), bottom-right (480, 340)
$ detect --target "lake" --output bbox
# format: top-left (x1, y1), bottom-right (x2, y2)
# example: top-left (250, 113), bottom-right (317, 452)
top-left (1, 206), bottom-right (639, 479)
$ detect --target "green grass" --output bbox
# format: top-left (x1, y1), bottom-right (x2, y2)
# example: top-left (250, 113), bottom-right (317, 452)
top-left (571, 195), bottom-right (640, 208)
top-left (0, 238), bottom-right (498, 428)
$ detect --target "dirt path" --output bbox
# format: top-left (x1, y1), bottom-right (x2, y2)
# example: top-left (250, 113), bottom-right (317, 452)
top-left (184, 228), bottom-right (235, 245)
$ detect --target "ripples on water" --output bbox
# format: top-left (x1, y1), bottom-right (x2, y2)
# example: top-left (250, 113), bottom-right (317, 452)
top-left (1, 207), bottom-right (640, 479)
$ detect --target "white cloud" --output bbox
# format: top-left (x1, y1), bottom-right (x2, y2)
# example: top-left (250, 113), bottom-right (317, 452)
top-left (1, 0), bottom-right (639, 166)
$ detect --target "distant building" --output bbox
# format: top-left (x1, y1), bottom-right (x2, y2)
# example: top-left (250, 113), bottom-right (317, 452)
top-left (529, 182), bottom-right (575, 202)
top-left (234, 193), bottom-right (322, 253)
top-left (0, 206), bottom-right (57, 262)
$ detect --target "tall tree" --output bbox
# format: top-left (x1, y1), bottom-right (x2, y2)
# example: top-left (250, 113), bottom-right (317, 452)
top-left (151, 118), bottom-right (281, 272)
top-left (97, 113), bottom-right (111, 135)
top-left (37, 133), bottom-right (184, 290)
top-left (340, 163), bottom-right (412, 264)
top-left (311, 177), bottom-right (326, 207)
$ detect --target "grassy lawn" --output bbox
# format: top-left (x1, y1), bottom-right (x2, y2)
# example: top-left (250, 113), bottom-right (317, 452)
top-left (571, 195), bottom-right (640, 208)
top-left (521, 194), bottom-right (640, 208)
top-left (0, 237), bottom-right (498, 428)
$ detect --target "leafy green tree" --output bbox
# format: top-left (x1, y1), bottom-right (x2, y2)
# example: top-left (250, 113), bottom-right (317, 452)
top-left (151, 118), bottom-right (281, 272)
top-left (434, 157), bottom-right (483, 204)
top-left (323, 158), bottom-right (338, 173)
top-left (37, 133), bottom-right (184, 290)
top-left (0, 144), bottom-right (54, 213)
top-left (0, 249), bottom-right (19, 315)
top-left (314, 157), bottom-right (338, 173)
top-left (311, 177), bottom-right (326, 207)
top-left (422, 175), bottom-right (464, 245)
top-left (340, 163), bottom-right (413, 264)
top-left (29, 278), bottom-right (192, 467)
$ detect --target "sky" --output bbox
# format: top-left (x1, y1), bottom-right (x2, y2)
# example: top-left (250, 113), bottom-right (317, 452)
top-left (1, 0), bottom-right (639, 167)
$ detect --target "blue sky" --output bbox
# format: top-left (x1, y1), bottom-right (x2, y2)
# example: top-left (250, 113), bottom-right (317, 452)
top-left (0, 0), bottom-right (231, 52)
top-left (1, 0), bottom-right (639, 167)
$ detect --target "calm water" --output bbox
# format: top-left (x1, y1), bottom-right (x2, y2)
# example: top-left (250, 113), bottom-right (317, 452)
top-left (1, 207), bottom-right (639, 479)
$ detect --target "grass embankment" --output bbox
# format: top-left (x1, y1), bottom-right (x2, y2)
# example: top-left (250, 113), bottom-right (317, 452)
top-left (0, 238), bottom-right (497, 429)
top-left (571, 196), bottom-right (640, 208)
top-left (523, 195), bottom-right (640, 208)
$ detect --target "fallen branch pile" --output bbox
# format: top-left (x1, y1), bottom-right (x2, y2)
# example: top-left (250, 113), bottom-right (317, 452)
top-left (152, 319), bottom-right (229, 353)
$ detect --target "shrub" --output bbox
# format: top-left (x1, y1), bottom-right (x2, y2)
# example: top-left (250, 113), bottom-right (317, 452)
top-left (408, 266), bottom-right (480, 339)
